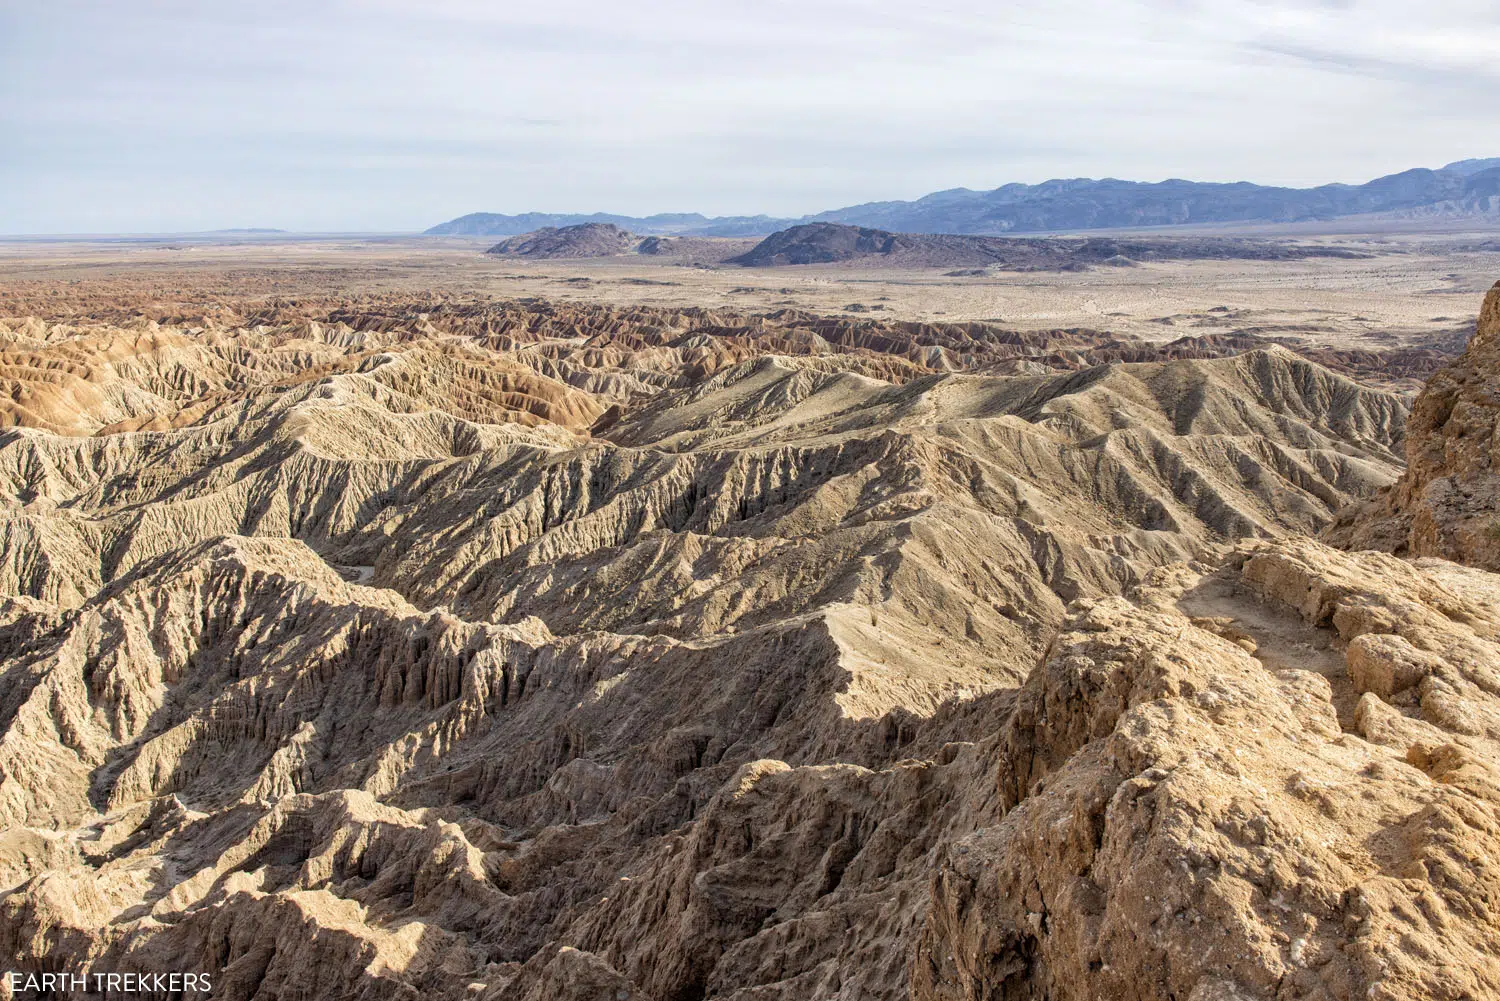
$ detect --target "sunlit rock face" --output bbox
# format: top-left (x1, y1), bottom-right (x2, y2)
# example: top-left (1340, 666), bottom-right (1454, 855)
top-left (0, 288), bottom-right (1495, 1001)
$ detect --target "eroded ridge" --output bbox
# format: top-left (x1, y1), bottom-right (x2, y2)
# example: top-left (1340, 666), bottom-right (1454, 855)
top-left (0, 285), bottom-right (1495, 1001)
top-left (1328, 281), bottom-right (1500, 571)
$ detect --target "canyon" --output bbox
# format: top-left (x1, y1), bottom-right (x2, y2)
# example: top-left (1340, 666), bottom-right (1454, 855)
top-left (0, 250), bottom-right (1495, 1000)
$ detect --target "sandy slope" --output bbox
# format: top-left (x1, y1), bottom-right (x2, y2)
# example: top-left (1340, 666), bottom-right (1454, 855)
top-left (0, 276), bottom-right (1495, 1000)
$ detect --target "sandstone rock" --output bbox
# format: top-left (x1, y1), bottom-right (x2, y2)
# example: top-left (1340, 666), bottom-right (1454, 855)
top-left (1328, 281), bottom-right (1500, 569)
top-left (915, 541), bottom-right (1500, 1001)
top-left (0, 289), bottom-right (1496, 1001)
top-left (1346, 632), bottom-right (1441, 698)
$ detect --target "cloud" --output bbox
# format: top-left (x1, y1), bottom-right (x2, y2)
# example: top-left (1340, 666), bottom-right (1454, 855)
top-left (1, 0), bottom-right (1497, 232)
top-left (1248, 40), bottom-right (1500, 93)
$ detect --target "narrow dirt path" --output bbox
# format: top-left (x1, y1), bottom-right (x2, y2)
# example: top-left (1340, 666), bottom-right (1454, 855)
top-left (1176, 567), bottom-right (1357, 731)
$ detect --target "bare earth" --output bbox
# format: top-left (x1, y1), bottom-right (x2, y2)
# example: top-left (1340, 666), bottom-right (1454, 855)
top-left (3, 231), bottom-right (1497, 348)
top-left (0, 236), bottom-right (1497, 1001)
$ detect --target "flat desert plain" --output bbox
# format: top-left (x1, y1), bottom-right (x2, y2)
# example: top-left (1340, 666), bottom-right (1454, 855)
top-left (2, 230), bottom-right (1496, 350)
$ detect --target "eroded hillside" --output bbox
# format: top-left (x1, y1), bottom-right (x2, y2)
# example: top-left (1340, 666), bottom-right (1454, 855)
top-left (1328, 281), bottom-right (1500, 571)
top-left (0, 283), bottom-right (1495, 1001)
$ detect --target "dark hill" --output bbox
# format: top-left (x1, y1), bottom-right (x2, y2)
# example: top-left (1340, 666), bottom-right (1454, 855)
top-left (485, 223), bottom-right (640, 259)
top-left (727, 223), bottom-right (909, 265)
top-left (730, 223), bottom-right (1372, 270)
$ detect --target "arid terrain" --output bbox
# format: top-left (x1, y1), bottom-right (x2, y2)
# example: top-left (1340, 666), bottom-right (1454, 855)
top-left (0, 238), bottom-right (1497, 1000)
top-left (4, 230), bottom-right (1497, 350)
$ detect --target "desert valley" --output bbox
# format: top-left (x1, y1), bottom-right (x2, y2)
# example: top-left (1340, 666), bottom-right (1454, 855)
top-left (0, 221), bottom-right (1496, 1000)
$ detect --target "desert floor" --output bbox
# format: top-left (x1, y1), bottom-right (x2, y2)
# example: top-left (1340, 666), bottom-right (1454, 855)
top-left (3, 230), bottom-right (1497, 349)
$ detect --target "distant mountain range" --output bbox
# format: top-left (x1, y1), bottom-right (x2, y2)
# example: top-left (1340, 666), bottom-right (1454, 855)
top-left (427, 159), bottom-right (1500, 238)
top-left (427, 212), bottom-right (782, 238)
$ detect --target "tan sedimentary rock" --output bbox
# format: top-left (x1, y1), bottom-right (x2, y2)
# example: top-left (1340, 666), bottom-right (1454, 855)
top-left (915, 540), bottom-right (1500, 1001)
top-left (1328, 281), bottom-right (1500, 569)
top-left (0, 287), bottom-right (1496, 1001)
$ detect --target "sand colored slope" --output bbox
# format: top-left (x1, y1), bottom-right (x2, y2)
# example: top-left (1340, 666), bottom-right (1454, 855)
top-left (0, 287), bottom-right (1495, 1001)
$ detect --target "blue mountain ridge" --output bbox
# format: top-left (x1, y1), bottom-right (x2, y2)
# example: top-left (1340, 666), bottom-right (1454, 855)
top-left (425, 159), bottom-right (1500, 238)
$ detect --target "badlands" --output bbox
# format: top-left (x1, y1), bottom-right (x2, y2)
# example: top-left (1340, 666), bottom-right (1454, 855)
top-left (0, 239), bottom-right (1497, 1000)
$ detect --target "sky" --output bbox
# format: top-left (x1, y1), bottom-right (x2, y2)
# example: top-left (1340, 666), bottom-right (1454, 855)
top-left (2, 0), bottom-right (1498, 234)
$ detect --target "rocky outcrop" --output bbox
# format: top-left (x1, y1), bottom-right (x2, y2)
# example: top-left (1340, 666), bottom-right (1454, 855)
top-left (485, 224), bottom-right (640, 259)
top-left (0, 286), bottom-right (1497, 1001)
top-left (9, 537), bottom-right (1492, 1001)
top-left (1328, 281), bottom-right (1500, 569)
top-left (915, 540), bottom-right (1500, 1001)
top-left (728, 224), bottom-right (1370, 271)
top-left (730, 223), bottom-right (911, 266)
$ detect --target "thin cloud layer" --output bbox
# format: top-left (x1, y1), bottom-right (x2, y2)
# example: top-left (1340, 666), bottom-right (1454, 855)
top-left (1, 0), bottom-right (1496, 232)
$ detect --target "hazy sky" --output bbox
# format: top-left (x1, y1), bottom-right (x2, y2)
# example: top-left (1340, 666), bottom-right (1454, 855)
top-left (3, 0), bottom-right (1498, 233)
